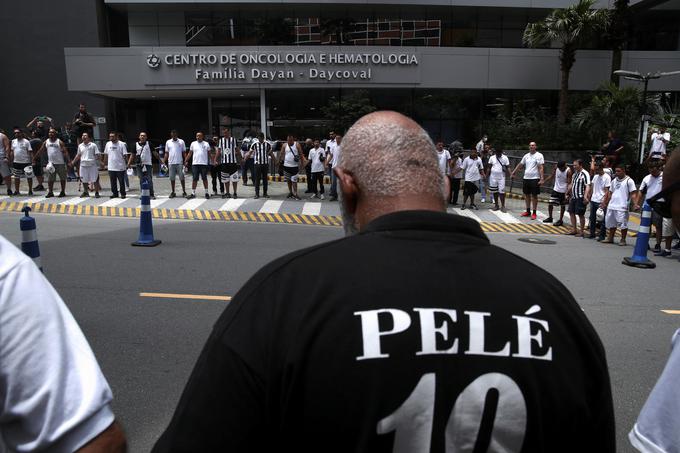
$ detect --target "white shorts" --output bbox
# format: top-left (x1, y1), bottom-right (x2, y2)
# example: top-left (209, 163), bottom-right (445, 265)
top-left (605, 209), bottom-right (629, 229)
top-left (488, 174), bottom-right (506, 194)
top-left (79, 165), bottom-right (99, 183)
top-left (663, 218), bottom-right (677, 238)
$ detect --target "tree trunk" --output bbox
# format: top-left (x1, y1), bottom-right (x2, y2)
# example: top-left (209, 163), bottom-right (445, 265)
top-left (558, 46), bottom-right (576, 125)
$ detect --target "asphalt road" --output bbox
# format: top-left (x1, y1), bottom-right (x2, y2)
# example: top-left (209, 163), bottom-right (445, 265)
top-left (1, 212), bottom-right (678, 452)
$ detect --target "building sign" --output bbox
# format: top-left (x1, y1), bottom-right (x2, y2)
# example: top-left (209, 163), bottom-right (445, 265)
top-left (145, 51), bottom-right (418, 83)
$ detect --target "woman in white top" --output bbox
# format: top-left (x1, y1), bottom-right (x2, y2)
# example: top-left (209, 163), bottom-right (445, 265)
top-left (71, 132), bottom-right (102, 198)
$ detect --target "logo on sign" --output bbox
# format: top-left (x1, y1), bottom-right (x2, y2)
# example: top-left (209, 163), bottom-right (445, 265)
top-left (146, 54), bottom-right (161, 69)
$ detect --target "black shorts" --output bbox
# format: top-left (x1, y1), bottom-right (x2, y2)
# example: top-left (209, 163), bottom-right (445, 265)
top-left (12, 162), bottom-right (30, 177)
top-left (651, 210), bottom-right (664, 231)
top-left (191, 164), bottom-right (209, 180)
top-left (283, 165), bottom-right (300, 182)
top-left (548, 190), bottom-right (566, 206)
top-left (464, 181), bottom-right (479, 196)
top-left (523, 179), bottom-right (540, 196)
top-left (568, 197), bottom-right (587, 216)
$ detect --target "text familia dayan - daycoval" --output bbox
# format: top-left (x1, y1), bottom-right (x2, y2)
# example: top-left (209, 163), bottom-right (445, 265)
top-left (149, 52), bottom-right (419, 82)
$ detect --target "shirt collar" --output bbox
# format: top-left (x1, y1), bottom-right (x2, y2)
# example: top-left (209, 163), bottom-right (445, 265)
top-left (361, 210), bottom-right (488, 242)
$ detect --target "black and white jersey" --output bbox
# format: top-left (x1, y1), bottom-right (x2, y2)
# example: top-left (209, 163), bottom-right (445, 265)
top-left (218, 137), bottom-right (238, 164)
top-left (250, 141), bottom-right (271, 165)
top-left (152, 211), bottom-right (615, 453)
top-left (571, 169), bottom-right (591, 199)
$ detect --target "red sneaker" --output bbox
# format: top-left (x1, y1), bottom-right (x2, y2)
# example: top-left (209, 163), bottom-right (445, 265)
top-left (520, 211), bottom-right (530, 217)
top-left (531, 213), bottom-right (537, 220)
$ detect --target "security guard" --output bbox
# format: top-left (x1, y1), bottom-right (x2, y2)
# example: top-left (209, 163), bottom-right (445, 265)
top-left (153, 112), bottom-right (614, 453)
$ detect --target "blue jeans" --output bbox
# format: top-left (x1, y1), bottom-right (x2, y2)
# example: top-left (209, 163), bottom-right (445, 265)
top-left (589, 201), bottom-right (606, 239)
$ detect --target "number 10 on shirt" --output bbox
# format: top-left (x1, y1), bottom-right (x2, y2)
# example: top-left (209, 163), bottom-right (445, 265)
top-left (377, 372), bottom-right (527, 453)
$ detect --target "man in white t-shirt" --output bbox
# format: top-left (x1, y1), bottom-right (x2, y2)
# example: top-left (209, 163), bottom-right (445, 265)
top-left (449, 153), bottom-right (463, 205)
top-left (308, 139), bottom-right (327, 199)
top-left (648, 127), bottom-right (670, 160)
top-left (486, 147), bottom-right (510, 212)
top-left (0, 131), bottom-right (11, 195)
top-left (127, 131), bottom-right (157, 199)
top-left (635, 162), bottom-right (668, 255)
top-left (511, 141), bottom-right (545, 220)
top-left (0, 233), bottom-right (126, 452)
top-left (460, 149), bottom-right (485, 210)
top-left (601, 164), bottom-right (638, 246)
top-left (71, 132), bottom-right (101, 198)
top-left (185, 131), bottom-right (213, 199)
top-left (10, 128), bottom-right (34, 196)
top-left (103, 131), bottom-right (129, 199)
top-left (326, 132), bottom-right (339, 201)
top-left (588, 161), bottom-right (611, 241)
top-left (164, 129), bottom-right (187, 198)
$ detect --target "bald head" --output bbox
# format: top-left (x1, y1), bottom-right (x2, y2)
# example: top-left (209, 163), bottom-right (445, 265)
top-left (338, 111), bottom-right (444, 198)
top-left (334, 111), bottom-right (447, 235)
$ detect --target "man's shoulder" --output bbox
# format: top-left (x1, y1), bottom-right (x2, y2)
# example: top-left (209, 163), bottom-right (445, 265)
top-left (0, 235), bottom-right (31, 283)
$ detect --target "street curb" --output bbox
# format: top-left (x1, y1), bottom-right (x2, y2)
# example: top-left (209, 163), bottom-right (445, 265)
top-left (267, 175), bottom-right (331, 183)
top-left (0, 200), bottom-right (629, 235)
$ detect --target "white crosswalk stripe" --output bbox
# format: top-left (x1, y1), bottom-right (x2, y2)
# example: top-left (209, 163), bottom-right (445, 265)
top-left (150, 197), bottom-right (169, 209)
top-left (301, 202), bottom-right (321, 216)
top-left (219, 198), bottom-right (245, 211)
top-left (488, 209), bottom-right (521, 223)
top-left (452, 208), bottom-right (482, 223)
top-left (24, 196), bottom-right (46, 204)
top-left (0, 195), bottom-right (9, 200)
top-left (260, 200), bottom-right (283, 214)
top-left (177, 198), bottom-right (207, 210)
top-left (60, 197), bottom-right (88, 205)
top-left (100, 197), bottom-right (128, 207)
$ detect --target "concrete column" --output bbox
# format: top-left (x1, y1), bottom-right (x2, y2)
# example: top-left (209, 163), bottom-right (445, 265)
top-left (260, 88), bottom-right (268, 139)
top-left (207, 97), bottom-right (213, 137)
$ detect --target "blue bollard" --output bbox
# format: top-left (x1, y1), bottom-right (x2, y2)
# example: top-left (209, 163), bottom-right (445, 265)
top-left (131, 178), bottom-right (161, 247)
top-left (623, 202), bottom-right (655, 269)
top-left (20, 206), bottom-right (42, 271)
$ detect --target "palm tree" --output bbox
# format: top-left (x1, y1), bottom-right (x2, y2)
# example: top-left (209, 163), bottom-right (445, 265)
top-left (607, 0), bottom-right (631, 86)
top-left (524, 0), bottom-right (611, 124)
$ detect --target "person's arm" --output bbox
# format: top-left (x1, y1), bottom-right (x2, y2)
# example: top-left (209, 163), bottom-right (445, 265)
top-left (543, 167), bottom-right (556, 185)
top-left (510, 160), bottom-right (523, 178)
top-left (126, 148), bottom-right (135, 168)
top-left (75, 421), bottom-right (126, 453)
top-left (184, 146), bottom-right (193, 166)
top-left (1, 134), bottom-right (10, 161)
top-left (33, 142), bottom-right (46, 165)
top-left (538, 163), bottom-right (545, 185)
top-left (478, 160), bottom-right (485, 179)
top-left (584, 177), bottom-right (592, 202)
top-left (26, 116), bottom-right (38, 128)
top-left (83, 114), bottom-right (96, 128)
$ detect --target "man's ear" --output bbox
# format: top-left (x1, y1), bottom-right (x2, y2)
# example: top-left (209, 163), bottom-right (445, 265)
top-left (334, 167), bottom-right (358, 215)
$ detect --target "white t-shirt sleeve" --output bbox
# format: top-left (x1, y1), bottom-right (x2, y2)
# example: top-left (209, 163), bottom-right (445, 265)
top-left (27, 141), bottom-right (33, 152)
top-left (604, 174), bottom-right (611, 188)
top-left (445, 150), bottom-right (451, 161)
top-left (520, 154), bottom-right (527, 166)
top-left (537, 154), bottom-right (545, 165)
top-left (627, 177), bottom-right (637, 193)
top-left (0, 236), bottom-right (114, 453)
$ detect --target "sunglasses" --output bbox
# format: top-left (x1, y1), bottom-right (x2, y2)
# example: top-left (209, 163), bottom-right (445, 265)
top-left (648, 180), bottom-right (680, 219)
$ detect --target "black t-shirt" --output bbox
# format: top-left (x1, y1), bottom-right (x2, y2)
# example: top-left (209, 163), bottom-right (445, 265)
top-left (72, 111), bottom-right (95, 137)
top-left (605, 138), bottom-right (623, 164)
top-left (153, 211), bottom-right (614, 453)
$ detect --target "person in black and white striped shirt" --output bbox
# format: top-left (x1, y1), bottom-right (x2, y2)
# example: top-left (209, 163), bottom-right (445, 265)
top-left (216, 128), bottom-right (241, 199)
top-left (245, 132), bottom-right (276, 199)
top-left (566, 159), bottom-right (591, 237)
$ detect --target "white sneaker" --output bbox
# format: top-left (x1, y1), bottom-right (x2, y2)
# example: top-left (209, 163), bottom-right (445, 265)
top-left (481, 198), bottom-right (486, 203)
top-left (309, 194), bottom-right (317, 199)
top-left (320, 194), bottom-right (325, 200)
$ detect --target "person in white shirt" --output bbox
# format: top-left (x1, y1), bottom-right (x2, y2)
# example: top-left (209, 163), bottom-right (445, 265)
top-left (33, 127), bottom-right (71, 198)
top-left (308, 139), bottom-right (327, 199)
top-left (486, 147), bottom-right (510, 212)
top-left (601, 164), bottom-right (638, 246)
top-left (326, 131), bottom-right (339, 201)
top-left (127, 131), bottom-right (157, 199)
top-left (164, 129), bottom-right (187, 198)
top-left (0, 233), bottom-right (127, 452)
top-left (279, 135), bottom-right (307, 201)
top-left (635, 162), bottom-right (668, 255)
top-left (0, 131), bottom-right (11, 195)
top-left (10, 128), bottom-right (34, 196)
top-left (588, 161), bottom-right (611, 241)
top-left (648, 127), bottom-right (670, 160)
top-left (475, 135), bottom-right (487, 154)
top-left (71, 132), bottom-right (101, 198)
top-left (542, 161), bottom-right (571, 226)
top-left (103, 131), bottom-right (129, 199)
top-left (460, 149), bottom-right (485, 210)
top-left (434, 141), bottom-right (452, 201)
top-left (449, 153), bottom-right (463, 205)
top-left (511, 141), bottom-right (545, 220)
top-left (185, 131), bottom-right (214, 199)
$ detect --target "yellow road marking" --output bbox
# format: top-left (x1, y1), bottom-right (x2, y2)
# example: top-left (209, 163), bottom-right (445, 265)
top-left (140, 292), bottom-right (232, 301)
top-left (661, 310), bottom-right (680, 315)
